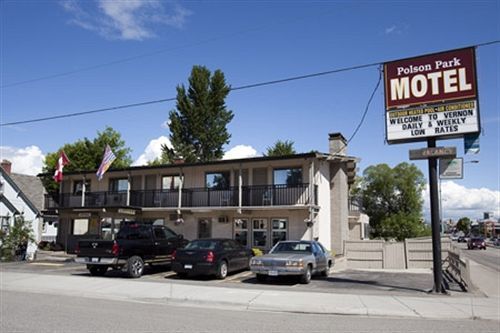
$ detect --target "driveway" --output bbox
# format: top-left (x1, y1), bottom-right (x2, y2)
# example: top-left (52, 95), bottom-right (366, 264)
top-left (0, 259), bottom-right (452, 297)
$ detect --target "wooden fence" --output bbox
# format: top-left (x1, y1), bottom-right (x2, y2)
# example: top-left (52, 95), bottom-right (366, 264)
top-left (344, 237), bottom-right (451, 269)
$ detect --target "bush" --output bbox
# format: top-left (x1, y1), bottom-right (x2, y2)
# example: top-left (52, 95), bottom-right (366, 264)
top-left (251, 248), bottom-right (263, 256)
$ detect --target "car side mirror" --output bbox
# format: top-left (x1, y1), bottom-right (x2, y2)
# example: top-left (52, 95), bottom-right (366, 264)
top-left (177, 234), bottom-right (184, 240)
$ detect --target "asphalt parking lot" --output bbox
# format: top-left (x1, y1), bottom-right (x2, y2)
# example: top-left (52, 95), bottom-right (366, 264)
top-left (0, 259), bottom-right (446, 296)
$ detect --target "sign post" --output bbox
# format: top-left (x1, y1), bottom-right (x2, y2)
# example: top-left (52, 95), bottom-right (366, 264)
top-left (384, 47), bottom-right (480, 294)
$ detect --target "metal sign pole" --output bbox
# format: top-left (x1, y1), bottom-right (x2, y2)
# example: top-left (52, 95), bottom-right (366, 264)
top-left (427, 138), bottom-right (444, 293)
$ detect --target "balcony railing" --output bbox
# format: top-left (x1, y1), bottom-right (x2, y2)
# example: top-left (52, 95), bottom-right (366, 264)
top-left (45, 184), bottom-right (316, 210)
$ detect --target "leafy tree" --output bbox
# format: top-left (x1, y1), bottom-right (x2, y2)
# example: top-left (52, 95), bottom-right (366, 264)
top-left (0, 215), bottom-right (35, 261)
top-left (456, 217), bottom-right (471, 234)
top-left (359, 163), bottom-right (427, 241)
top-left (41, 126), bottom-right (132, 192)
top-left (265, 140), bottom-right (296, 157)
top-left (163, 66), bottom-right (233, 163)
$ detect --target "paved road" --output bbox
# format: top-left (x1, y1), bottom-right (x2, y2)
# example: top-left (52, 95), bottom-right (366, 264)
top-left (0, 260), bottom-right (438, 296)
top-left (454, 241), bottom-right (500, 272)
top-left (2, 290), bottom-right (498, 333)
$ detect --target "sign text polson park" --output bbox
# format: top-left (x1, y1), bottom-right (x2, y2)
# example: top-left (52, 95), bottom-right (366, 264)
top-left (384, 48), bottom-right (480, 144)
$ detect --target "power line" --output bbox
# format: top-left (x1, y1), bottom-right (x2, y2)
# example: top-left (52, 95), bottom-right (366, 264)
top-left (0, 62), bottom-right (380, 127)
top-left (1, 40), bottom-right (498, 127)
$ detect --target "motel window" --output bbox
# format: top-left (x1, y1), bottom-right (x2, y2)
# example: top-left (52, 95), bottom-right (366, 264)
top-left (162, 175), bottom-right (181, 191)
top-left (234, 218), bottom-right (249, 247)
top-left (273, 168), bottom-right (302, 186)
top-left (1, 216), bottom-right (10, 233)
top-left (206, 172), bottom-right (230, 190)
top-left (72, 219), bottom-right (89, 235)
top-left (252, 218), bottom-right (268, 248)
top-left (109, 178), bottom-right (128, 192)
top-left (271, 218), bottom-right (288, 246)
top-left (73, 180), bottom-right (91, 195)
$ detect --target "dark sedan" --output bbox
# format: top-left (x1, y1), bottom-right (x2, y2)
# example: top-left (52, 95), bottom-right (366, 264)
top-left (172, 238), bottom-right (253, 279)
top-left (467, 237), bottom-right (486, 250)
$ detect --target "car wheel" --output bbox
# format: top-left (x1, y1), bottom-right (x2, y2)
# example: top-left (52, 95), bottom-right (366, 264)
top-left (300, 265), bottom-right (312, 284)
top-left (127, 256), bottom-right (144, 278)
top-left (88, 265), bottom-right (108, 277)
top-left (256, 274), bottom-right (267, 282)
top-left (216, 260), bottom-right (228, 279)
top-left (321, 261), bottom-right (332, 277)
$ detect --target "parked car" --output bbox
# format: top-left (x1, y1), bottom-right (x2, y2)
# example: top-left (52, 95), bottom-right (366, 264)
top-left (75, 223), bottom-right (188, 278)
top-left (449, 234), bottom-right (459, 241)
top-left (250, 240), bottom-right (333, 284)
top-left (493, 238), bottom-right (500, 247)
top-left (457, 236), bottom-right (467, 243)
top-left (467, 237), bottom-right (486, 250)
top-left (172, 238), bottom-right (253, 279)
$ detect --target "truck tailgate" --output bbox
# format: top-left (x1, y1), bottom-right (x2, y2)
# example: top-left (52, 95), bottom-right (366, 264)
top-left (78, 240), bottom-right (115, 257)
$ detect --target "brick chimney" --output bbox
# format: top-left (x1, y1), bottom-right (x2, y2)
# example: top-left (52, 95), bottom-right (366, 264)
top-left (1, 160), bottom-right (12, 175)
top-left (328, 133), bottom-right (347, 156)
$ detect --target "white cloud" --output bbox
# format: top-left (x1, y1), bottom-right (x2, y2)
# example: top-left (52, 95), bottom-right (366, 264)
top-left (223, 145), bottom-right (259, 160)
top-left (60, 0), bottom-right (191, 41)
top-left (422, 181), bottom-right (500, 221)
top-left (0, 145), bottom-right (45, 176)
top-left (133, 136), bottom-right (172, 166)
top-left (385, 25), bottom-right (397, 34)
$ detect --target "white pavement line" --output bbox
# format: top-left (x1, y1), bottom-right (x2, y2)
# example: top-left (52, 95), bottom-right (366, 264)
top-left (163, 272), bottom-right (177, 278)
top-left (226, 271), bottom-right (252, 282)
top-left (29, 263), bottom-right (65, 267)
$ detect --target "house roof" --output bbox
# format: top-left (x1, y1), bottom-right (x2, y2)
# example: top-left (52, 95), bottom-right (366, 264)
top-left (0, 168), bottom-right (42, 215)
top-left (9, 173), bottom-right (45, 212)
top-left (38, 152), bottom-right (328, 177)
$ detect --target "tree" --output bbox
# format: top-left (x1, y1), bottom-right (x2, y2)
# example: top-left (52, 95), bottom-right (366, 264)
top-left (163, 66), bottom-right (233, 163)
top-left (456, 217), bottom-right (471, 234)
top-left (0, 215), bottom-right (35, 261)
top-left (265, 140), bottom-right (296, 157)
top-left (359, 163), bottom-right (427, 241)
top-left (41, 126), bottom-right (132, 192)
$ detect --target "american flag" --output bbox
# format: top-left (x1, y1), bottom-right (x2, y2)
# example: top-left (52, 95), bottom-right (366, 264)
top-left (96, 145), bottom-right (116, 181)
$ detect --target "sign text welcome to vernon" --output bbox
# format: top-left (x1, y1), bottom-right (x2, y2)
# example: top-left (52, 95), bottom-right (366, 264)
top-left (384, 48), bottom-right (480, 144)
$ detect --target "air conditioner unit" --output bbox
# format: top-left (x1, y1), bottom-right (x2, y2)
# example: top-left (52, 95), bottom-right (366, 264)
top-left (218, 216), bottom-right (229, 223)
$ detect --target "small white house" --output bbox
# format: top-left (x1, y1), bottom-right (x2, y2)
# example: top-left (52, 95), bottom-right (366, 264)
top-left (0, 160), bottom-right (45, 260)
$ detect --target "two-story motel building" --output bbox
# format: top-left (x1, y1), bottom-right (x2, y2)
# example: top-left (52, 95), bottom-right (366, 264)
top-left (44, 133), bottom-right (362, 255)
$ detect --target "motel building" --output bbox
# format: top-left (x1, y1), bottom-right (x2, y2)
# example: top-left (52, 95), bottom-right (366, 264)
top-left (43, 133), bottom-right (366, 255)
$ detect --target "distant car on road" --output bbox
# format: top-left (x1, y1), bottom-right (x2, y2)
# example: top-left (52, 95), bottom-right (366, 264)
top-left (172, 238), bottom-right (253, 280)
top-left (250, 240), bottom-right (333, 284)
top-left (449, 234), bottom-right (459, 241)
top-left (467, 237), bottom-right (486, 250)
top-left (457, 236), bottom-right (467, 243)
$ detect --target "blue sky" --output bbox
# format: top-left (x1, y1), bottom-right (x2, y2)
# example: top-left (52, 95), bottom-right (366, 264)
top-left (1, 0), bottom-right (499, 220)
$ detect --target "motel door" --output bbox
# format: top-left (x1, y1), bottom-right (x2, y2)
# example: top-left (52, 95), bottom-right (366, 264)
top-left (198, 218), bottom-right (212, 239)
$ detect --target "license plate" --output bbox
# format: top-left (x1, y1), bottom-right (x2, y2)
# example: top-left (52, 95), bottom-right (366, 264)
top-left (184, 264), bottom-right (193, 269)
top-left (91, 257), bottom-right (99, 263)
top-left (268, 270), bottom-right (278, 276)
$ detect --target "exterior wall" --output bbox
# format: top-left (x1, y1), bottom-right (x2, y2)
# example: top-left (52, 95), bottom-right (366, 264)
top-left (316, 160), bottom-right (332, 250)
top-left (60, 158), bottom-right (314, 192)
top-left (330, 162), bottom-right (349, 256)
top-left (0, 173), bottom-right (42, 259)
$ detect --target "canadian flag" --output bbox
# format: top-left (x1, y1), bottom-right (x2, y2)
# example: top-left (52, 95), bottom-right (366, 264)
top-left (53, 151), bottom-right (70, 183)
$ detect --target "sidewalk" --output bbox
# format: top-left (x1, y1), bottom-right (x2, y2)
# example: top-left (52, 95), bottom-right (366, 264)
top-left (35, 250), bottom-right (75, 263)
top-left (1, 271), bottom-right (498, 321)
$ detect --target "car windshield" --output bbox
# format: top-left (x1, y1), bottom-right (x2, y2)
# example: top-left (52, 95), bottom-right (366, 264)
top-left (271, 242), bottom-right (312, 253)
top-left (185, 240), bottom-right (218, 250)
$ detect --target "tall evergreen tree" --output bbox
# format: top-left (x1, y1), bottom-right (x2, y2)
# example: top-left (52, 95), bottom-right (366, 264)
top-left (163, 66), bottom-right (233, 163)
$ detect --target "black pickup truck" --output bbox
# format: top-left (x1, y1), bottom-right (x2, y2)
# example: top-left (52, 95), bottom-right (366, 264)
top-left (75, 223), bottom-right (188, 278)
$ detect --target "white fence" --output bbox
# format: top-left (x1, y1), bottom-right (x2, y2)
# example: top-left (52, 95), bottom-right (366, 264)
top-left (344, 237), bottom-right (452, 269)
